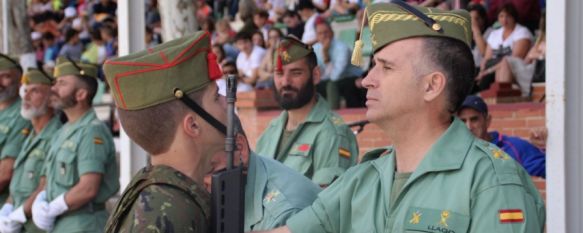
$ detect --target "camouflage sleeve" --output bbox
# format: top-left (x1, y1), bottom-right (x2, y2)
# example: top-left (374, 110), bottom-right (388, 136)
top-left (120, 184), bottom-right (208, 233)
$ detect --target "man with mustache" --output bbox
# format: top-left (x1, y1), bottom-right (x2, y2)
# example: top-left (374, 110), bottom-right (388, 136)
top-left (0, 68), bottom-right (62, 233)
top-left (204, 116), bottom-right (321, 231)
top-left (31, 58), bottom-right (119, 233)
top-left (0, 54), bottom-right (32, 207)
top-left (255, 2), bottom-right (544, 233)
top-left (255, 37), bottom-right (358, 187)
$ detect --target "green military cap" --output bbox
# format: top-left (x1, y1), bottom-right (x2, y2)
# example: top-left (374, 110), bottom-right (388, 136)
top-left (21, 68), bottom-right (54, 85)
top-left (273, 36), bottom-right (313, 72)
top-left (54, 57), bottom-right (99, 79)
top-left (351, 1), bottom-right (471, 65)
top-left (103, 31), bottom-right (223, 110)
top-left (0, 53), bottom-right (22, 72)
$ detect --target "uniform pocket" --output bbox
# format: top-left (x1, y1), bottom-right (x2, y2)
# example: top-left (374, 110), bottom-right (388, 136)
top-left (22, 150), bottom-right (45, 189)
top-left (403, 207), bottom-right (470, 233)
top-left (54, 148), bottom-right (77, 187)
top-left (284, 142), bottom-right (313, 175)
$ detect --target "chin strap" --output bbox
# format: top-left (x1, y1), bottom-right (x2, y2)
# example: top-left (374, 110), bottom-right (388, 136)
top-left (174, 88), bottom-right (227, 135)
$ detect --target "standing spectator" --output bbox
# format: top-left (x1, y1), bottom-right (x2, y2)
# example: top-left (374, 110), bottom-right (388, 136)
top-left (59, 29), bottom-right (84, 61)
top-left (235, 32), bottom-right (266, 86)
top-left (42, 33), bottom-right (60, 66)
top-left (313, 21), bottom-right (364, 109)
top-left (476, 3), bottom-right (532, 91)
top-left (458, 95), bottom-right (546, 178)
top-left (282, 11), bottom-right (304, 40)
top-left (258, 28), bottom-right (283, 89)
top-left (297, 0), bottom-right (319, 45)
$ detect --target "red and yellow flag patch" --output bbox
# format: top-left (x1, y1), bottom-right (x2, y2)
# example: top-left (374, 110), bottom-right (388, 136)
top-left (499, 209), bottom-right (524, 223)
top-left (21, 128), bottom-right (30, 136)
top-left (94, 137), bottom-right (104, 145)
top-left (339, 147), bottom-right (351, 159)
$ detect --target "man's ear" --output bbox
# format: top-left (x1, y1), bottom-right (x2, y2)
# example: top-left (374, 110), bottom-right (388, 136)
top-left (183, 113), bottom-right (201, 138)
top-left (422, 72), bottom-right (447, 102)
top-left (312, 65), bottom-right (321, 85)
top-left (235, 133), bottom-right (250, 166)
top-left (75, 88), bottom-right (88, 103)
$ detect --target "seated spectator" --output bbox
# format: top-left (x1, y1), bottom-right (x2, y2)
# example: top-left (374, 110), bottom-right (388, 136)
top-left (82, 30), bottom-right (107, 64)
top-left (217, 61), bottom-right (254, 96)
top-left (58, 28), bottom-right (83, 61)
top-left (322, 0), bottom-right (360, 18)
top-left (458, 95), bottom-right (546, 178)
top-left (476, 3), bottom-right (532, 92)
top-left (42, 32), bottom-right (60, 66)
top-left (297, 0), bottom-right (319, 45)
top-left (468, 4), bottom-right (492, 71)
top-left (31, 31), bottom-right (44, 63)
top-left (495, 12), bottom-right (546, 96)
top-left (212, 43), bottom-right (232, 67)
top-left (253, 9), bottom-right (273, 40)
top-left (253, 31), bottom-right (267, 48)
top-left (529, 128), bottom-right (547, 150)
top-left (282, 10), bottom-right (304, 40)
top-left (235, 32), bottom-right (267, 87)
top-left (28, 0), bottom-right (53, 16)
top-left (258, 28), bottom-right (283, 89)
top-left (262, 0), bottom-right (287, 21)
top-left (100, 25), bottom-right (118, 58)
top-left (196, 0), bottom-right (213, 23)
top-left (145, 26), bottom-right (161, 49)
top-left (313, 20), bottom-right (364, 109)
top-left (57, 6), bottom-right (77, 35)
top-left (214, 19), bottom-right (237, 45)
top-left (93, 0), bottom-right (117, 17)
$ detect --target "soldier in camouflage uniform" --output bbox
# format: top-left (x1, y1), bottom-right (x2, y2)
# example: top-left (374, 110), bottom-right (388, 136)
top-left (103, 31), bottom-right (228, 233)
top-left (204, 116), bottom-right (321, 231)
top-left (0, 68), bottom-right (61, 233)
top-left (255, 37), bottom-right (359, 187)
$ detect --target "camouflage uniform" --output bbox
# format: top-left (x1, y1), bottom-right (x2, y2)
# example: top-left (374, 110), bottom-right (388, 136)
top-left (105, 166), bottom-right (210, 233)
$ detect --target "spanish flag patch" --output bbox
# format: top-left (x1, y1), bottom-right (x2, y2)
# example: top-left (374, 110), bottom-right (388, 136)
top-left (499, 209), bottom-right (524, 223)
top-left (94, 137), bottom-right (104, 145)
top-left (21, 128), bottom-right (30, 136)
top-left (339, 147), bottom-right (351, 159)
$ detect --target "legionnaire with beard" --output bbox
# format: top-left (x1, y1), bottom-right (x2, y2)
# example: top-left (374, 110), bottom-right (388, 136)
top-left (255, 37), bottom-right (358, 187)
top-left (0, 54), bottom-right (31, 206)
top-left (31, 58), bottom-right (119, 233)
top-left (0, 68), bottom-right (62, 233)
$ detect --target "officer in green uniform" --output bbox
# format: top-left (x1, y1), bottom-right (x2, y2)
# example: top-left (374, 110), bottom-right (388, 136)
top-left (0, 68), bottom-right (62, 233)
top-left (257, 2), bottom-right (545, 233)
top-left (102, 31), bottom-right (228, 233)
top-left (31, 58), bottom-right (119, 233)
top-left (0, 54), bottom-right (32, 205)
top-left (255, 37), bottom-right (358, 187)
top-left (205, 116), bottom-right (321, 231)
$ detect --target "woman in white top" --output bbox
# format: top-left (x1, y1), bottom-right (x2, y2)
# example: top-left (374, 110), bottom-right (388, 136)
top-left (476, 3), bottom-right (532, 83)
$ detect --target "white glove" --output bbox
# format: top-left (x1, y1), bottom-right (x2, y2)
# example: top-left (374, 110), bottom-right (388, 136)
top-left (0, 206), bottom-right (26, 233)
top-left (32, 191), bottom-right (54, 231)
top-left (0, 204), bottom-right (13, 217)
top-left (48, 194), bottom-right (69, 217)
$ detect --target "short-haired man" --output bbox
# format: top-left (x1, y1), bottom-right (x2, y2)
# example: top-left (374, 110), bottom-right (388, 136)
top-left (0, 68), bottom-right (62, 233)
top-left (255, 37), bottom-right (359, 187)
top-left (31, 58), bottom-right (119, 232)
top-left (458, 95), bottom-right (546, 177)
top-left (103, 31), bottom-right (227, 232)
top-left (0, 55), bottom-right (31, 206)
top-left (235, 32), bottom-right (267, 87)
top-left (205, 116), bottom-right (321, 231)
top-left (257, 2), bottom-right (544, 233)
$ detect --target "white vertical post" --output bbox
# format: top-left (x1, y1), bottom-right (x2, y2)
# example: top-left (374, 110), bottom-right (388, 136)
top-left (117, 0), bottom-right (147, 190)
top-left (547, 0), bottom-right (583, 232)
top-left (2, 0), bottom-right (9, 53)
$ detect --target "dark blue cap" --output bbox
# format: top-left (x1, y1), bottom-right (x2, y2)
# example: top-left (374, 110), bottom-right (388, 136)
top-left (460, 95), bottom-right (488, 115)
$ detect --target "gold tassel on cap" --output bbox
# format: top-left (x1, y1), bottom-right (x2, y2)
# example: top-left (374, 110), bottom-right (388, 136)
top-left (351, 7), bottom-right (368, 67)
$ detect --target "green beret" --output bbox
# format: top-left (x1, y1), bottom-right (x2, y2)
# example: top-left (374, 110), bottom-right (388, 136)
top-left (365, 3), bottom-right (471, 52)
top-left (54, 57), bottom-right (99, 79)
top-left (22, 68), bottom-right (54, 85)
top-left (273, 37), bottom-right (313, 72)
top-left (0, 53), bottom-right (21, 71)
top-left (103, 31), bottom-right (223, 110)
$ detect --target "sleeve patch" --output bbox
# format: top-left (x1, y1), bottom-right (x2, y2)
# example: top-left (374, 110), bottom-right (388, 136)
top-left (499, 209), bottom-right (524, 223)
top-left (21, 128), bottom-right (30, 136)
top-left (339, 147), bottom-right (351, 159)
top-left (94, 137), bottom-right (104, 145)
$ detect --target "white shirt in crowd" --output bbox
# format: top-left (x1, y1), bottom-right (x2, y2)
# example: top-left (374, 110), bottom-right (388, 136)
top-left (236, 45), bottom-right (266, 78)
top-left (302, 13), bottom-right (319, 44)
top-left (486, 24), bottom-right (533, 51)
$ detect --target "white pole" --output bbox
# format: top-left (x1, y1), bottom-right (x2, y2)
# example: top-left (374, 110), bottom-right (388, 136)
top-left (2, 0), bottom-right (9, 53)
top-left (117, 0), bottom-right (147, 191)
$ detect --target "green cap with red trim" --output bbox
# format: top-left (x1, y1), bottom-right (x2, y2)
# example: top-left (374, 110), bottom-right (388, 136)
top-left (103, 31), bottom-right (222, 110)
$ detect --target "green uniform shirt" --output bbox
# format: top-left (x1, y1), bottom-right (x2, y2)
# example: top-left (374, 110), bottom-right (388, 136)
top-left (256, 96), bottom-right (358, 186)
top-left (10, 116), bottom-right (62, 207)
top-left (245, 152), bottom-right (321, 231)
top-left (44, 110), bottom-right (119, 233)
top-left (106, 165), bottom-right (211, 233)
top-left (287, 118), bottom-right (546, 233)
top-left (0, 98), bottom-right (32, 203)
